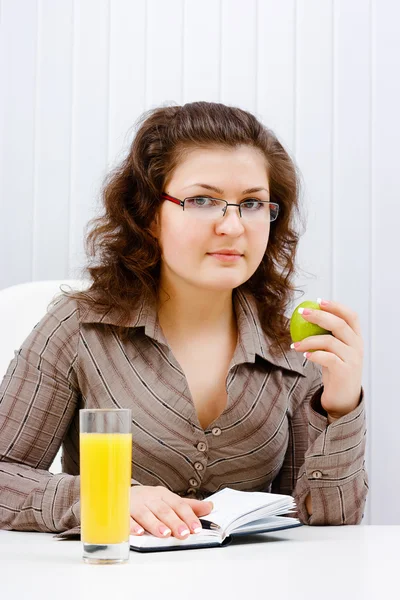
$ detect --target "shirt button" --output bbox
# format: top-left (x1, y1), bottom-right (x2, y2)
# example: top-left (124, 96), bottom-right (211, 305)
top-left (311, 470), bottom-right (323, 479)
top-left (189, 478), bottom-right (199, 487)
top-left (194, 462), bottom-right (204, 471)
top-left (212, 427), bottom-right (221, 436)
top-left (197, 442), bottom-right (207, 452)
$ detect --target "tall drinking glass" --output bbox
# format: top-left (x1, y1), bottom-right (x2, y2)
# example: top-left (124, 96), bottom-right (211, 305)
top-left (79, 408), bottom-right (132, 564)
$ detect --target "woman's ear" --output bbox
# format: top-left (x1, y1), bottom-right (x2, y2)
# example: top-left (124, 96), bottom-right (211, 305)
top-left (149, 212), bottom-right (160, 239)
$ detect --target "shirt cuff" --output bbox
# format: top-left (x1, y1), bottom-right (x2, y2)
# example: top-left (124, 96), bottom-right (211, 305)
top-left (309, 385), bottom-right (364, 428)
top-left (306, 386), bottom-right (366, 485)
top-left (41, 473), bottom-right (81, 532)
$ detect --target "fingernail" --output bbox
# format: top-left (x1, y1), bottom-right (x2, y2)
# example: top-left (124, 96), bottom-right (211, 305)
top-left (317, 297), bottom-right (329, 306)
top-left (159, 525), bottom-right (171, 537)
top-left (178, 526), bottom-right (190, 537)
top-left (192, 522), bottom-right (202, 533)
top-left (135, 526), bottom-right (144, 535)
top-left (298, 308), bottom-right (311, 315)
top-left (290, 342), bottom-right (300, 349)
top-left (303, 352), bottom-right (310, 358)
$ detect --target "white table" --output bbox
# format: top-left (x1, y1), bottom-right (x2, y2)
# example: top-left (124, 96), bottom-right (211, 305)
top-left (1, 526), bottom-right (398, 600)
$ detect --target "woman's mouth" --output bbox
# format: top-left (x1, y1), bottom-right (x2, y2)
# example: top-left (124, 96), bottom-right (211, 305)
top-left (207, 251), bottom-right (244, 263)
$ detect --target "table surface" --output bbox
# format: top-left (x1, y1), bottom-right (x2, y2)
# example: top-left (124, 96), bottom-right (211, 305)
top-left (1, 526), bottom-right (398, 600)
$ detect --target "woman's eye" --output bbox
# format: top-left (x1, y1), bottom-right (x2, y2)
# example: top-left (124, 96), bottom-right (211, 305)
top-left (242, 200), bottom-right (263, 211)
top-left (187, 196), bottom-right (215, 207)
top-left (196, 197), bottom-right (210, 206)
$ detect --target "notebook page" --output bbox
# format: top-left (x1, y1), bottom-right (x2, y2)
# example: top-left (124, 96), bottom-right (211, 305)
top-left (232, 515), bottom-right (301, 535)
top-left (129, 527), bottom-right (221, 549)
top-left (228, 499), bottom-right (296, 533)
top-left (200, 488), bottom-right (295, 533)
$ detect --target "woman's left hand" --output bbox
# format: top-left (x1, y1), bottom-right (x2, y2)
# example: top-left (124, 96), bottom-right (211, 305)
top-left (291, 299), bottom-right (364, 423)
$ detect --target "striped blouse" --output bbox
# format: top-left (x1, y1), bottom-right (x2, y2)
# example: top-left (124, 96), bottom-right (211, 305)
top-left (0, 287), bottom-right (368, 534)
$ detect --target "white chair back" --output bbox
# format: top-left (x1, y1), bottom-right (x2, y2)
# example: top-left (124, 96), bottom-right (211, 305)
top-left (0, 279), bottom-right (90, 378)
top-left (0, 279), bottom-right (91, 473)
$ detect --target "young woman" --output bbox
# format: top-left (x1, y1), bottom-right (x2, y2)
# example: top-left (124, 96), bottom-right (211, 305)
top-left (0, 102), bottom-right (367, 539)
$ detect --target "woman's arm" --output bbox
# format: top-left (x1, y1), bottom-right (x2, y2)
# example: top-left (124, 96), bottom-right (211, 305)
top-left (272, 363), bottom-right (368, 525)
top-left (0, 297), bottom-right (81, 532)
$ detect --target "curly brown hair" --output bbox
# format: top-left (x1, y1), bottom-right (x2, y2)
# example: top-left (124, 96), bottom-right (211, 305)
top-left (60, 101), bottom-right (307, 356)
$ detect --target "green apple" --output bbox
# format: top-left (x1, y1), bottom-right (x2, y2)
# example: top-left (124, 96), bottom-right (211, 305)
top-left (290, 300), bottom-right (331, 344)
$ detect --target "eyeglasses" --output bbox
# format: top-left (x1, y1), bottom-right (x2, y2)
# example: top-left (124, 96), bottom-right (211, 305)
top-left (161, 193), bottom-right (279, 222)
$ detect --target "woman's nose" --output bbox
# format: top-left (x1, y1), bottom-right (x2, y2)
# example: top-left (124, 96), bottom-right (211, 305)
top-left (214, 205), bottom-right (245, 235)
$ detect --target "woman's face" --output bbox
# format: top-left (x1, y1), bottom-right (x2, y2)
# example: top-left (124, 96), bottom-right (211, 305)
top-left (155, 145), bottom-right (271, 293)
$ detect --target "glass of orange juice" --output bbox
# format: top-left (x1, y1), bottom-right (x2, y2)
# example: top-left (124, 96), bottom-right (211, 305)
top-left (79, 408), bottom-right (132, 564)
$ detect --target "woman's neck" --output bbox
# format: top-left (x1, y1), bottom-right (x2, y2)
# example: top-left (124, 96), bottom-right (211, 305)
top-left (157, 280), bottom-right (236, 339)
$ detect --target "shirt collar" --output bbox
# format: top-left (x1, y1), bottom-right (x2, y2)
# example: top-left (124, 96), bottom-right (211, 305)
top-left (232, 288), bottom-right (306, 376)
top-left (78, 288), bottom-right (306, 377)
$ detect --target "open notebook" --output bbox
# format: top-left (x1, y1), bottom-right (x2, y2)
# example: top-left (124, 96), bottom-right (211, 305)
top-left (130, 487), bottom-right (302, 552)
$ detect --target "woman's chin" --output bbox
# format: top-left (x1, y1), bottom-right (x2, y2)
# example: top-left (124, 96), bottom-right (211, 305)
top-left (199, 273), bottom-right (248, 291)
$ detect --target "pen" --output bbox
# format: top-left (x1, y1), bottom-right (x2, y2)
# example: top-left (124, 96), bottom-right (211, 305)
top-left (199, 519), bottom-right (219, 531)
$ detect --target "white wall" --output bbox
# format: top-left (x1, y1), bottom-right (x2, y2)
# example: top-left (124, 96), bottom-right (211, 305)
top-left (1, 0), bottom-right (399, 525)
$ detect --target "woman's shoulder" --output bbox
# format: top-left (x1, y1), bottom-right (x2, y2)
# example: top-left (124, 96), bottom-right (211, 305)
top-left (30, 292), bottom-right (87, 340)
top-left (47, 292), bottom-right (82, 321)
top-left (47, 287), bottom-right (106, 320)
top-left (13, 293), bottom-right (84, 366)
top-left (46, 289), bottom-right (120, 329)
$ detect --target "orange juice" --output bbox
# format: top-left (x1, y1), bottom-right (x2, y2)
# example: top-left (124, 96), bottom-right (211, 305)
top-left (80, 432), bottom-right (132, 544)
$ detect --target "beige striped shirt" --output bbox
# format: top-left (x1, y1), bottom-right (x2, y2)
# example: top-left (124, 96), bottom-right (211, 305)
top-left (0, 287), bottom-right (368, 534)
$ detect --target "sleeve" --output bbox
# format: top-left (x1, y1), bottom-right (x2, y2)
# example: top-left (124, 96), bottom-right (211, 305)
top-left (0, 298), bottom-right (82, 533)
top-left (271, 363), bottom-right (368, 525)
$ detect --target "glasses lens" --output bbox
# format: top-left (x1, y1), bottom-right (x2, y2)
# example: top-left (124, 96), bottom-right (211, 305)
top-left (183, 197), bottom-right (279, 222)
top-left (184, 197), bottom-right (226, 218)
top-left (269, 203), bottom-right (279, 222)
top-left (241, 201), bottom-right (279, 222)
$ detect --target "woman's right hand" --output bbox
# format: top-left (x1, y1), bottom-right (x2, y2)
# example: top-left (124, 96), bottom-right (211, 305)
top-left (129, 485), bottom-right (214, 539)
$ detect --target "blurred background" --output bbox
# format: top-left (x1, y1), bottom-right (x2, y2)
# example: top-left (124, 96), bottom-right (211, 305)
top-left (0, 0), bottom-right (399, 524)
